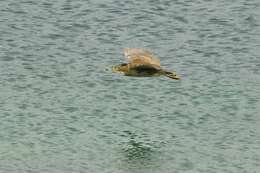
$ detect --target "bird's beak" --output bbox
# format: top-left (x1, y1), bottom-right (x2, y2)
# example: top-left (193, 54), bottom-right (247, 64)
top-left (112, 65), bottom-right (122, 73)
top-left (112, 66), bottom-right (117, 72)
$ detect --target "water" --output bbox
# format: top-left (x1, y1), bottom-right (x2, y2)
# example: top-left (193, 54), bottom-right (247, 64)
top-left (0, 0), bottom-right (260, 172)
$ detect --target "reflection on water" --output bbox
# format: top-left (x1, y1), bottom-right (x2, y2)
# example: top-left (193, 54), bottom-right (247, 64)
top-left (118, 131), bottom-right (160, 173)
top-left (123, 132), bottom-right (153, 162)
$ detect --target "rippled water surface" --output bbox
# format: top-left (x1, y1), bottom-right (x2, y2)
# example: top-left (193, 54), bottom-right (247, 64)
top-left (1, 0), bottom-right (260, 172)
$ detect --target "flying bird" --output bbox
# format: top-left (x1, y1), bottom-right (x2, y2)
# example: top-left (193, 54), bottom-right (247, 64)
top-left (112, 48), bottom-right (180, 80)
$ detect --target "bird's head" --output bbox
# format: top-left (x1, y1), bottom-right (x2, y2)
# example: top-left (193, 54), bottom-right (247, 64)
top-left (112, 63), bottom-right (128, 73)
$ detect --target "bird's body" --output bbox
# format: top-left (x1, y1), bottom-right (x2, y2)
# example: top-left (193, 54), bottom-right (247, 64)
top-left (112, 48), bottom-right (180, 80)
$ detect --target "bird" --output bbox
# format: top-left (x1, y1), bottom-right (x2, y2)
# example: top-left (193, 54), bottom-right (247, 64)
top-left (112, 48), bottom-right (180, 80)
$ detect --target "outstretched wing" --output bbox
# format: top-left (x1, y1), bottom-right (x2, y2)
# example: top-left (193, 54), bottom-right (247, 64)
top-left (123, 48), bottom-right (161, 68)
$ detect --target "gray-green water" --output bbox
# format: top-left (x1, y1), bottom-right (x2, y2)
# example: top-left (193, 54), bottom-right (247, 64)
top-left (1, 0), bottom-right (260, 172)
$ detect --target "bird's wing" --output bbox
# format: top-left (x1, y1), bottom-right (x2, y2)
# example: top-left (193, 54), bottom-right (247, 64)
top-left (123, 48), bottom-right (161, 68)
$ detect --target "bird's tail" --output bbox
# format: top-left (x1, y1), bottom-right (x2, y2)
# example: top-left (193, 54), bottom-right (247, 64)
top-left (162, 71), bottom-right (180, 80)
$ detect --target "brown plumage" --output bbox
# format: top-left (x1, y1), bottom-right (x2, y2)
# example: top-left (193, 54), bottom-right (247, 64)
top-left (112, 48), bottom-right (180, 80)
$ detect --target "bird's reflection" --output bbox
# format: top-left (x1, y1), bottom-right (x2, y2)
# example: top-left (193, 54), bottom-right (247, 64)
top-left (118, 131), bottom-right (159, 172)
top-left (124, 138), bottom-right (152, 162)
